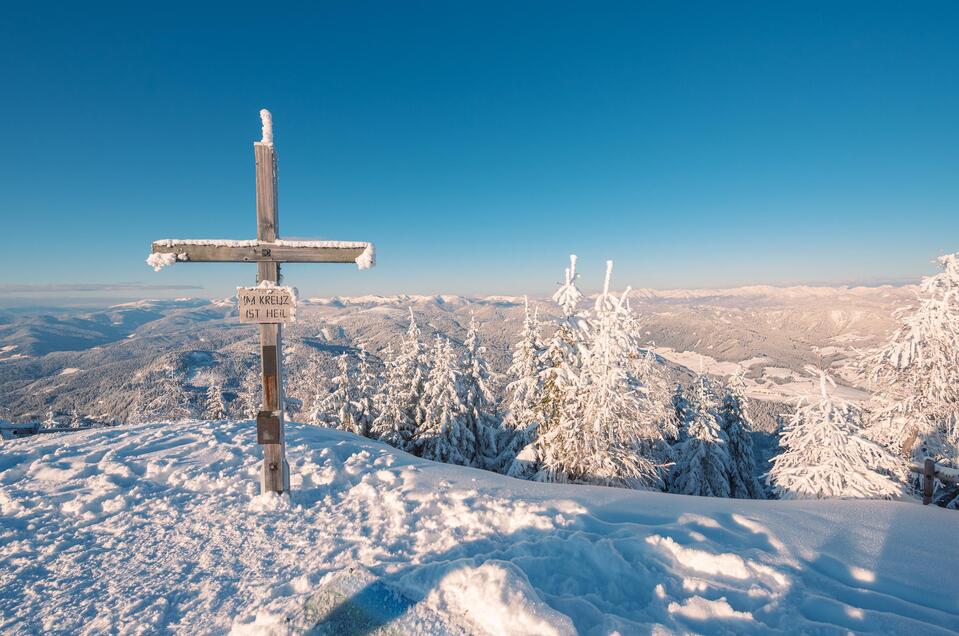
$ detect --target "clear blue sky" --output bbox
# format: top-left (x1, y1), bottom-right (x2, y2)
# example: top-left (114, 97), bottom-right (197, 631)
top-left (2, 1), bottom-right (957, 300)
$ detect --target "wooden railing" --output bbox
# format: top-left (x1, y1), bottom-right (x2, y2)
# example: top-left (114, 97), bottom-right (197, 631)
top-left (909, 459), bottom-right (959, 505)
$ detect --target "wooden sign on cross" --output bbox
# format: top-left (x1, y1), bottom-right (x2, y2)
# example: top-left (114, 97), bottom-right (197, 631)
top-left (148, 109), bottom-right (375, 494)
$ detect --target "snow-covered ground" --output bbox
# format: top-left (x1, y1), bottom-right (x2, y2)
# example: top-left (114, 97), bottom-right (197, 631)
top-left (1, 421), bottom-right (957, 635)
top-left (653, 347), bottom-right (871, 404)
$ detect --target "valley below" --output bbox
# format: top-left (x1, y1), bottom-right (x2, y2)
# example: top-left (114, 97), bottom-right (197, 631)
top-left (0, 283), bottom-right (914, 433)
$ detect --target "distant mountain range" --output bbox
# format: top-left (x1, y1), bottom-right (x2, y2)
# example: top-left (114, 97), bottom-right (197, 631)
top-left (0, 284), bottom-right (911, 429)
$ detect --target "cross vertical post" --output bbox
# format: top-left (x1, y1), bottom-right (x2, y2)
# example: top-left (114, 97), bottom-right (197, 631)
top-left (254, 134), bottom-right (290, 494)
top-left (148, 109), bottom-right (375, 496)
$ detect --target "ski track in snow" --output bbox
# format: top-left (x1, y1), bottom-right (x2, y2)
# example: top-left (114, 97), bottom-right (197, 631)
top-left (1, 421), bottom-right (957, 635)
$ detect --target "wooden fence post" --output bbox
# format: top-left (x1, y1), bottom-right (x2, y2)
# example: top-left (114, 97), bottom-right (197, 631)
top-left (922, 458), bottom-right (935, 505)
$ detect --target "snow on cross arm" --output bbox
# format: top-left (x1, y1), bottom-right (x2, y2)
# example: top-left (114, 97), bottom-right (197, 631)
top-left (145, 251), bottom-right (180, 272)
top-left (146, 239), bottom-right (376, 270)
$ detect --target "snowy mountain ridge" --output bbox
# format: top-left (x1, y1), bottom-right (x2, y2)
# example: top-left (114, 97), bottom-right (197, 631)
top-left (1, 280), bottom-right (909, 425)
top-left (631, 283), bottom-right (917, 302)
top-left (303, 294), bottom-right (524, 308)
top-left (298, 283), bottom-right (917, 308)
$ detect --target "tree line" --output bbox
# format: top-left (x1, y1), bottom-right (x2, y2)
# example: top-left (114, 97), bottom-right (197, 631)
top-left (306, 257), bottom-right (768, 499)
top-left (131, 252), bottom-right (959, 507)
top-left (306, 252), bottom-right (959, 507)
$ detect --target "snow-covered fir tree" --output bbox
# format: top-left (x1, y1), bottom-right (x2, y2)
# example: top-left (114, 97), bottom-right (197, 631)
top-left (370, 343), bottom-right (404, 445)
top-left (236, 359), bottom-right (261, 420)
top-left (129, 363), bottom-right (195, 423)
top-left (353, 348), bottom-right (380, 438)
top-left (553, 254), bottom-right (585, 315)
top-left (41, 410), bottom-right (61, 429)
top-left (669, 373), bottom-right (733, 497)
top-left (414, 336), bottom-right (474, 465)
top-left (863, 253), bottom-right (959, 472)
top-left (280, 337), bottom-right (308, 421)
top-left (523, 255), bottom-right (584, 477)
top-left (371, 312), bottom-right (429, 449)
top-left (317, 353), bottom-right (362, 434)
top-left (305, 350), bottom-right (327, 425)
top-left (767, 368), bottom-right (902, 500)
top-left (204, 383), bottom-right (227, 420)
top-left (717, 371), bottom-right (764, 499)
top-left (535, 261), bottom-right (665, 489)
top-left (542, 255), bottom-right (584, 432)
top-left (670, 383), bottom-right (691, 444)
top-left (126, 388), bottom-right (145, 424)
top-left (460, 315), bottom-right (500, 469)
top-left (498, 298), bottom-right (546, 474)
top-left (627, 339), bottom-right (675, 460)
top-left (161, 368), bottom-right (195, 420)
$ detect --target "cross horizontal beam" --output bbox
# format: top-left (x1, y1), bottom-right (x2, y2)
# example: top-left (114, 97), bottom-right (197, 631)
top-left (151, 239), bottom-right (374, 266)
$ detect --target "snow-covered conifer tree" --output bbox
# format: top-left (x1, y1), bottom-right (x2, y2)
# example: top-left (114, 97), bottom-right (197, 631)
top-left (863, 253), bottom-right (959, 471)
top-left (537, 255), bottom-right (584, 444)
top-left (414, 336), bottom-right (473, 465)
top-left (318, 353), bottom-right (362, 435)
top-left (370, 344), bottom-right (406, 446)
top-left (126, 388), bottom-right (145, 424)
top-left (628, 342), bottom-right (675, 457)
top-left (236, 359), bottom-right (261, 420)
top-left (304, 350), bottom-right (336, 426)
top-left (42, 410), bottom-right (60, 429)
top-left (354, 348), bottom-right (380, 438)
top-left (767, 369), bottom-right (902, 500)
top-left (371, 312), bottom-right (428, 448)
top-left (460, 315), bottom-right (499, 469)
top-left (129, 362), bottom-right (196, 423)
top-left (498, 299), bottom-right (546, 474)
top-left (404, 311), bottom-right (431, 429)
top-left (717, 371), bottom-right (764, 499)
top-left (204, 383), bottom-right (227, 420)
top-left (162, 366), bottom-right (196, 420)
top-left (553, 254), bottom-right (584, 315)
top-left (535, 261), bottom-right (665, 489)
top-left (670, 383), bottom-right (691, 443)
top-left (509, 257), bottom-right (584, 478)
top-left (669, 374), bottom-right (733, 497)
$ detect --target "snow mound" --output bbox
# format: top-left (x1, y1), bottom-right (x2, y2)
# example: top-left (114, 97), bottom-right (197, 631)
top-left (1, 421), bottom-right (957, 635)
top-left (146, 251), bottom-right (180, 271)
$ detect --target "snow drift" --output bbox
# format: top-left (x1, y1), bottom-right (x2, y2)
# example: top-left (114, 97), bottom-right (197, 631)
top-left (0, 420), bottom-right (957, 635)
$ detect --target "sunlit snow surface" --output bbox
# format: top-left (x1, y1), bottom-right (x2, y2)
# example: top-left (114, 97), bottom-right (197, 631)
top-left (1, 421), bottom-right (957, 635)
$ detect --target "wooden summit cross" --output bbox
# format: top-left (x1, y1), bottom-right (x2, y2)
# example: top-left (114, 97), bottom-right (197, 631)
top-left (148, 109), bottom-right (375, 494)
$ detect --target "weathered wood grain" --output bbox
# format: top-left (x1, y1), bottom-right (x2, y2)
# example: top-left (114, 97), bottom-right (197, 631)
top-left (255, 141), bottom-right (290, 494)
top-left (150, 242), bottom-right (366, 264)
